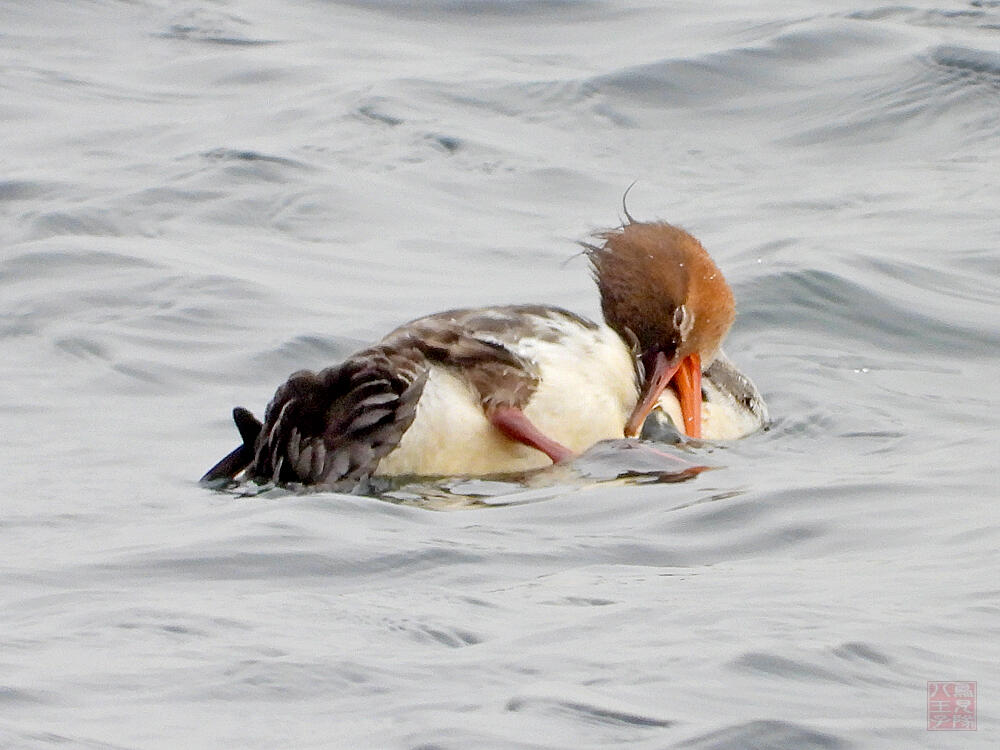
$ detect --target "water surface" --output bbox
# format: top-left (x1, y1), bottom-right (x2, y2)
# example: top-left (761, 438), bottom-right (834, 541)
top-left (2, 1), bottom-right (998, 748)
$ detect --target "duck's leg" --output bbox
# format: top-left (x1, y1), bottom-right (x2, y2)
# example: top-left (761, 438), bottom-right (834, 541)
top-left (488, 406), bottom-right (575, 464)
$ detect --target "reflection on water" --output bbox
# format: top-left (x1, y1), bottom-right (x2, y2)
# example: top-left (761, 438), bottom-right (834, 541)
top-left (209, 439), bottom-right (715, 509)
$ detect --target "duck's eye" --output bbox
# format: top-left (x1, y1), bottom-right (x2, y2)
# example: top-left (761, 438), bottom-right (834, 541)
top-left (672, 305), bottom-right (694, 338)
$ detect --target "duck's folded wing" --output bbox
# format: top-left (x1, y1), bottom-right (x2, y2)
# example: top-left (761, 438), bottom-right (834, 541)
top-left (252, 348), bottom-right (428, 489)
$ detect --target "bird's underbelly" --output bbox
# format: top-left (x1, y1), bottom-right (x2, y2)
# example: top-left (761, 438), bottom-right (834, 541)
top-left (375, 325), bottom-right (638, 476)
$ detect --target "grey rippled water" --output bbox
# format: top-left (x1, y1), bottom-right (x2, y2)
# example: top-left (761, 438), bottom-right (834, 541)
top-left (2, 1), bottom-right (998, 748)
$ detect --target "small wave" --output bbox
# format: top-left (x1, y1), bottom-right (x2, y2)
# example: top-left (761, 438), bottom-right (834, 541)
top-left (0, 180), bottom-right (64, 203)
top-left (677, 719), bottom-right (848, 750)
top-left (737, 266), bottom-right (1000, 358)
top-left (397, 621), bottom-right (483, 648)
top-left (155, 9), bottom-right (278, 46)
top-left (0, 686), bottom-right (48, 706)
top-left (101, 550), bottom-right (366, 581)
top-left (731, 651), bottom-right (851, 684)
top-left (28, 209), bottom-right (125, 239)
top-left (193, 659), bottom-right (376, 700)
top-left (783, 40), bottom-right (1000, 147)
top-left (591, 54), bottom-right (762, 108)
top-left (249, 334), bottom-right (364, 377)
top-left (0, 728), bottom-right (124, 750)
top-left (0, 248), bottom-right (158, 283)
top-left (333, 0), bottom-right (606, 20)
top-left (588, 22), bottom-right (889, 108)
top-left (200, 148), bottom-right (311, 169)
top-left (506, 693), bottom-right (673, 728)
top-left (931, 44), bottom-right (1000, 79)
top-left (0, 246), bottom-right (271, 388)
top-left (831, 641), bottom-right (892, 665)
top-left (849, 5), bottom-right (1000, 31)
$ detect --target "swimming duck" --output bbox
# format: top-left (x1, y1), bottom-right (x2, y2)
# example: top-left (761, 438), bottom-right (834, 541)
top-left (202, 219), bottom-right (766, 490)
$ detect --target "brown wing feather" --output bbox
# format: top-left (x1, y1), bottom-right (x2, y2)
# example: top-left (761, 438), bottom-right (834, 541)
top-left (379, 306), bottom-right (584, 409)
top-left (250, 347), bottom-right (427, 490)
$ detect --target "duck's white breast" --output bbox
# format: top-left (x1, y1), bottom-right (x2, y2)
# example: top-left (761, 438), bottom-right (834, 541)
top-left (516, 321), bottom-right (638, 453)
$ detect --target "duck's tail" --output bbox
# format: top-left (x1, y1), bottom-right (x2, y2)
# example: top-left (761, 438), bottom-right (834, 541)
top-left (199, 407), bottom-right (263, 484)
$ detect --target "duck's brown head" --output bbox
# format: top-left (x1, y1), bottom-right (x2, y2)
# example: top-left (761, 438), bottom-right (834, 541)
top-left (585, 221), bottom-right (734, 438)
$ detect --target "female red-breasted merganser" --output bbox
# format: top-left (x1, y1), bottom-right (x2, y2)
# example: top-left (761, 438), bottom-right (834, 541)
top-left (202, 219), bottom-right (767, 490)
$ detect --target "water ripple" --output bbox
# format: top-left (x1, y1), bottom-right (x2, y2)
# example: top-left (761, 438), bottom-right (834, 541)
top-left (676, 720), bottom-right (848, 750)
